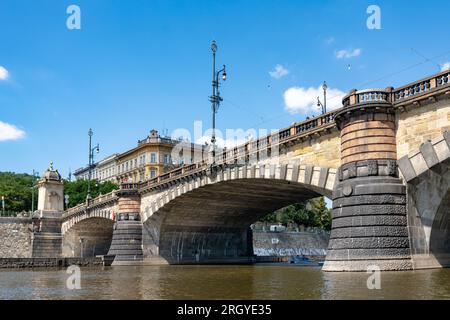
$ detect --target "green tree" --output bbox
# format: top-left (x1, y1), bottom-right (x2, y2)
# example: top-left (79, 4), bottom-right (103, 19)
top-left (63, 179), bottom-right (119, 208)
top-left (258, 197), bottom-right (332, 231)
top-left (0, 172), bottom-right (38, 212)
top-left (309, 197), bottom-right (332, 230)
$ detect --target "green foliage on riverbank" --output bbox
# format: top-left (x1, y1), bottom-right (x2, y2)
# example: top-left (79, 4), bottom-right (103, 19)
top-left (260, 197), bottom-right (332, 230)
top-left (0, 172), bottom-right (37, 212)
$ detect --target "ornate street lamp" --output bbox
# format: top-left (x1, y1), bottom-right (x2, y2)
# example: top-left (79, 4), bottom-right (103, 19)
top-left (87, 128), bottom-right (99, 202)
top-left (31, 169), bottom-right (39, 213)
top-left (317, 81), bottom-right (328, 114)
top-left (209, 40), bottom-right (227, 163)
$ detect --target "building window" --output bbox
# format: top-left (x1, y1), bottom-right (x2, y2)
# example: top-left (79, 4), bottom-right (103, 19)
top-left (135, 158), bottom-right (138, 167)
top-left (151, 153), bottom-right (157, 163)
top-left (150, 169), bottom-right (157, 178)
top-left (164, 154), bottom-right (171, 164)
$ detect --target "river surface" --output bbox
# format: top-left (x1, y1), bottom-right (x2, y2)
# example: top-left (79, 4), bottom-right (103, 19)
top-left (1, 264), bottom-right (449, 300)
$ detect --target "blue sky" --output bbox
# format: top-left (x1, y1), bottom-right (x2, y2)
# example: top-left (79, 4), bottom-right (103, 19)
top-left (1, 0), bottom-right (450, 177)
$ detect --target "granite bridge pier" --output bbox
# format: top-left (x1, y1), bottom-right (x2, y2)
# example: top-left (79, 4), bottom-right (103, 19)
top-left (2, 70), bottom-right (450, 271)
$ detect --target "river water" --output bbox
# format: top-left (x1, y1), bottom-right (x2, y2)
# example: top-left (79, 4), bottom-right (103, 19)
top-left (0, 264), bottom-right (449, 300)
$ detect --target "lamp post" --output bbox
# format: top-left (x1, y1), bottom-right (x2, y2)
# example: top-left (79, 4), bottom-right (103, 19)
top-left (87, 128), bottom-right (100, 202)
top-left (317, 81), bottom-right (328, 114)
top-left (31, 169), bottom-right (39, 213)
top-left (209, 40), bottom-right (227, 163)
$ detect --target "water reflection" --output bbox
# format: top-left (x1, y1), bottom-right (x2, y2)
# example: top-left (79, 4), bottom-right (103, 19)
top-left (0, 265), bottom-right (449, 300)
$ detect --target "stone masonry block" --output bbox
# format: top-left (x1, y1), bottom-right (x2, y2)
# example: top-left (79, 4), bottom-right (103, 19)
top-left (419, 141), bottom-right (439, 169)
top-left (398, 156), bottom-right (417, 182)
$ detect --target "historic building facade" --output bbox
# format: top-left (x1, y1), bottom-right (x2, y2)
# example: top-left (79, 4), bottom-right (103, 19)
top-left (74, 129), bottom-right (205, 184)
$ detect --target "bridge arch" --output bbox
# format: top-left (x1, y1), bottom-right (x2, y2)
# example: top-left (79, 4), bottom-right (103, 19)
top-left (398, 131), bottom-right (450, 267)
top-left (139, 163), bottom-right (336, 263)
top-left (61, 209), bottom-right (116, 258)
top-left (62, 216), bottom-right (115, 258)
top-left (430, 188), bottom-right (450, 263)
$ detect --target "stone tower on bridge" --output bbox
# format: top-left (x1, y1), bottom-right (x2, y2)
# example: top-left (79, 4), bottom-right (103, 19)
top-left (323, 89), bottom-right (412, 271)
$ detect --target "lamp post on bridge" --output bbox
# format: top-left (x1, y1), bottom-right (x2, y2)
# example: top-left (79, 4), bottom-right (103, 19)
top-left (31, 169), bottom-right (39, 213)
top-left (317, 81), bottom-right (328, 114)
top-left (87, 128), bottom-right (100, 202)
top-left (209, 40), bottom-right (227, 164)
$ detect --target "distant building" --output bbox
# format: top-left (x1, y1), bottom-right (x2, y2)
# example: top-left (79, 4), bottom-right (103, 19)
top-left (96, 153), bottom-right (119, 182)
top-left (74, 129), bottom-right (205, 184)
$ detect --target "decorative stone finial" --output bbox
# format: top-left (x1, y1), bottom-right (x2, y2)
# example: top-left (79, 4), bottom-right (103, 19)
top-left (49, 161), bottom-right (54, 171)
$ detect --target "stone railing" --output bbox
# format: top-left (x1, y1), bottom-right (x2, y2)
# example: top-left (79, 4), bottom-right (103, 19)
top-left (342, 88), bottom-right (392, 107)
top-left (211, 109), bottom-right (339, 165)
top-left (139, 162), bottom-right (207, 192)
top-left (394, 70), bottom-right (449, 102)
top-left (63, 190), bottom-right (118, 219)
top-left (120, 183), bottom-right (139, 190)
top-left (343, 70), bottom-right (450, 108)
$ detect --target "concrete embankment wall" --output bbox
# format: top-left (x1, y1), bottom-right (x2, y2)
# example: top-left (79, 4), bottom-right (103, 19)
top-left (0, 218), bottom-right (33, 258)
top-left (253, 231), bottom-right (329, 256)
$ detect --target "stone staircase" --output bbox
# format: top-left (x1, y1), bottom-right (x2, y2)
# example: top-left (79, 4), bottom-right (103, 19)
top-left (107, 220), bottom-right (143, 265)
top-left (31, 233), bottom-right (62, 258)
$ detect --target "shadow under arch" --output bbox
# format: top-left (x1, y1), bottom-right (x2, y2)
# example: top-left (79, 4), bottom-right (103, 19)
top-left (430, 188), bottom-right (450, 266)
top-left (62, 217), bottom-right (115, 258)
top-left (142, 178), bottom-right (330, 264)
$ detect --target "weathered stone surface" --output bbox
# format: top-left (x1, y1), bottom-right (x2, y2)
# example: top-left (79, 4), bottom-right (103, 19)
top-left (330, 226), bottom-right (409, 238)
top-left (322, 259), bottom-right (413, 272)
top-left (253, 231), bottom-right (329, 257)
top-left (0, 218), bottom-right (32, 258)
top-left (331, 215), bottom-right (407, 228)
top-left (326, 248), bottom-right (411, 260)
top-left (398, 156), bottom-right (417, 181)
top-left (328, 237), bottom-right (410, 250)
top-left (333, 194), bottom-right (406, 208)
top-left (108, 220), bottom-right (143, 263)
top-left (420, 141), bottom-right (439, 168)
top-left (396, 98), bottom-right (450, 159)
top-left (332, 204), bottom-right (406, 218)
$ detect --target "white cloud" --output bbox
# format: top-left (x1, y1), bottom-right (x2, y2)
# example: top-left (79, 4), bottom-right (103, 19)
top-left (0, 66), bottom-right (9, 80)
top-left (283, 85), bottom-right (346, 114)
top-left (441, 62), bottom-right (450, 71)
top-left (269, 64), bottom-right (289, 79)
top-left (335, 48), bottom-right (362, 59)
top-left (0, 121), bottom-right (26, 142)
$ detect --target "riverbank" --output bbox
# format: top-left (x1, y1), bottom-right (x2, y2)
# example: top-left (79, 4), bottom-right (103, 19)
top-left (0, 257), bottom-right (110, 268)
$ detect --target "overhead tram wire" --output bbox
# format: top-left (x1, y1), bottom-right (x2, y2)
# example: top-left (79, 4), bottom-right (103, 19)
top-left (241, 47), bottom-right (450, 130)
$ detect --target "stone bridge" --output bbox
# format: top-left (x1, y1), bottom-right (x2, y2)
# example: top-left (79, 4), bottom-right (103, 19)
top-left (22, 69), bottom-right (450, 271)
